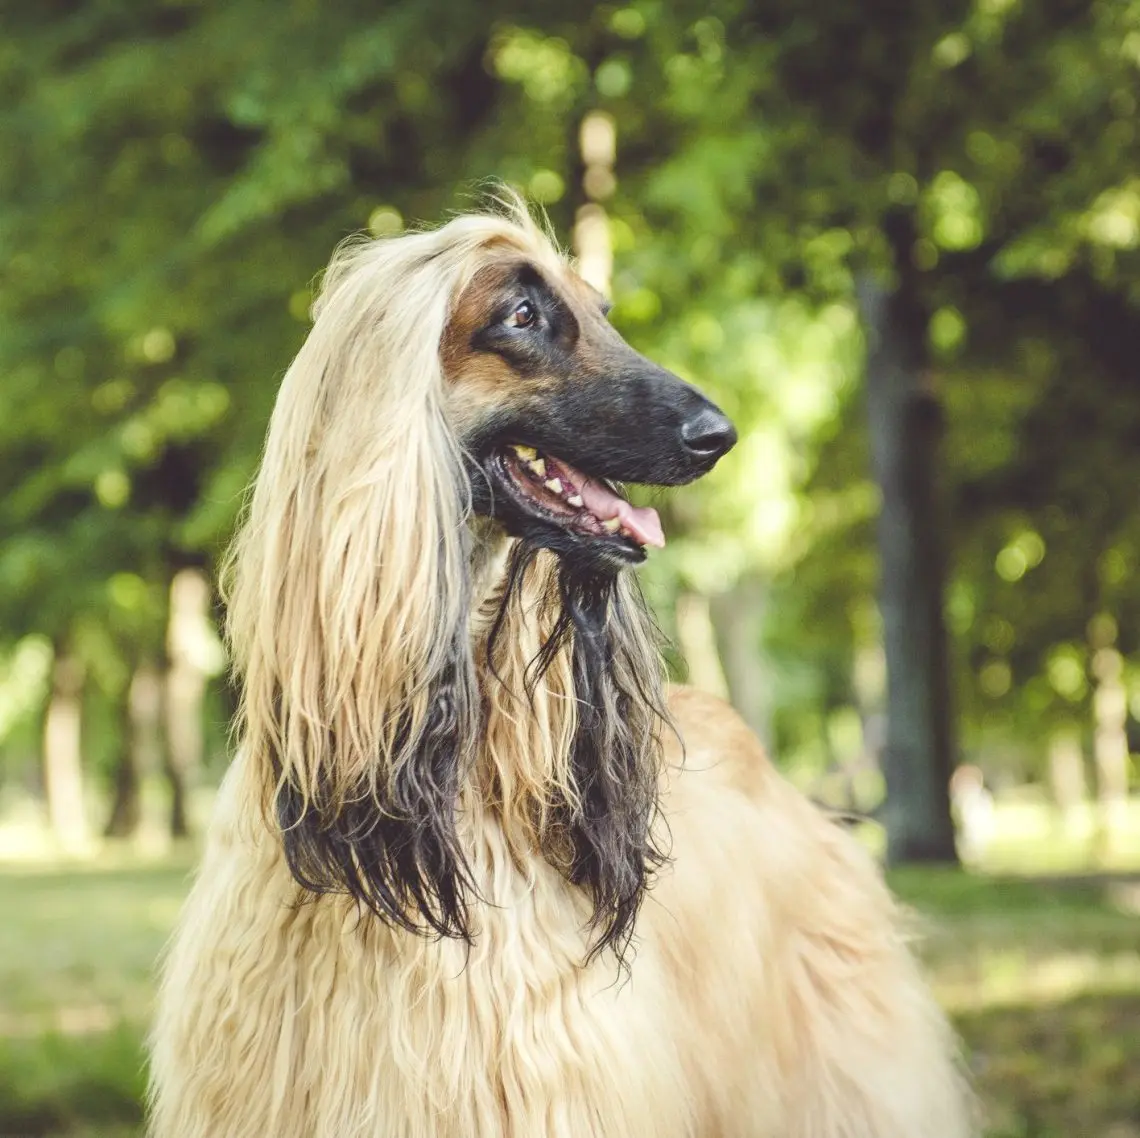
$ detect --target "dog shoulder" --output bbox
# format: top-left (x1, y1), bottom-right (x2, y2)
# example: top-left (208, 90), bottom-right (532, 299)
top-left (663, 684), bottom-right (778, 799)
top-left (663, 684), bottom-right (851, 840)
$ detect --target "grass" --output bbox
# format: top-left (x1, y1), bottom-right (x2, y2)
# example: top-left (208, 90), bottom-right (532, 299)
top-left (893, 867), bottom-right (1140, 1136)
top-left (1, 852), bottom-right (1139, 1136)
top-left (0, 861), bottom-right (191, 1138)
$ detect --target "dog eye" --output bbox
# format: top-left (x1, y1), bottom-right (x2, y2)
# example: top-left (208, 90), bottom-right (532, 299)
top-left (504, 300), bottom-right (536, 329)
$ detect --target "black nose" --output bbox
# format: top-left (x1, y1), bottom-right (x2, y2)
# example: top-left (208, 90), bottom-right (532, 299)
top-left (680, 407), bottom-right (737, 462)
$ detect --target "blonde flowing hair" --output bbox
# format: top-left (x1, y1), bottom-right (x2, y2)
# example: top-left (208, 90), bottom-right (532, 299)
top-left (222, 200), bottom-right (668, 955)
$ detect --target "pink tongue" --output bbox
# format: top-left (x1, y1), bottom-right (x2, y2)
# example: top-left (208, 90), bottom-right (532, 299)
top-left (576, 475), bottom-right (665, 549)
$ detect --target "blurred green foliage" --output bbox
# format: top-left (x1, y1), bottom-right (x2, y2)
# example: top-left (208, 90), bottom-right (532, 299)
top-left (3, 0), bottom-right (1140, 802)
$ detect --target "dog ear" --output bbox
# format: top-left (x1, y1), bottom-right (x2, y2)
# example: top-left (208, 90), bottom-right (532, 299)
top-left (223, 229), bottom-right (483, 939)
top-left (274, 624), bottom-right (480, 939)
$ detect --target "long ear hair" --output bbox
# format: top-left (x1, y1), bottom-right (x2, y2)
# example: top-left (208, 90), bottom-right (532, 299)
top-left (223, 216), bottom-right (529, 939)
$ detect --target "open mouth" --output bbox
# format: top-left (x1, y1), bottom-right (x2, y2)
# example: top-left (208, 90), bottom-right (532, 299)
top-left (493, 444), bottom-right (665, 553)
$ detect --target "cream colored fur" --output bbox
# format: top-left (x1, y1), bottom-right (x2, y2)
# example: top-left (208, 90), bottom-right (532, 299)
top-left (147, 205), bottom-right (977, 1138)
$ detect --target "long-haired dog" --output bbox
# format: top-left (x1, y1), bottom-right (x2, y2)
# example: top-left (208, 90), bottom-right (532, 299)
top-left (148, 199), bottom-right (976, 1138)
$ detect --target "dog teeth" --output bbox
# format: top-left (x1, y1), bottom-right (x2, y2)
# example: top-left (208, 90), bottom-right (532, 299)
top-left (513, 444), bottom-right (537, 461)
top-left (601, 517), bottom-right (622, 533)
top-left (544, 478), bottom-right (563, 494)
top-left (567, 494), bottom-right (584, 508)
top-left (530, 458), bottom-right (546, 477)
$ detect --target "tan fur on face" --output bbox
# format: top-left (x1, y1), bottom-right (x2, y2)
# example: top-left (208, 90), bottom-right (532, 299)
top-left (441, 254), bottom-right (621, 438)
top-left (439, 258), bottom-right (528, 437)
top-left (148, 196), bottom-right (977, 1138)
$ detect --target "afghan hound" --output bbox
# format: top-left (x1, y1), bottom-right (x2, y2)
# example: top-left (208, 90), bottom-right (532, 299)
top-left (148, 198), bottom-right (976, 1138)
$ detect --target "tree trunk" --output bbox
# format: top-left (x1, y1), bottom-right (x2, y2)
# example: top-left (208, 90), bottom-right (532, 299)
top-left (675, 592), bottom-right (729, 701)
top-left (1091, 637), bottom-right (1130, 861)
top-left (859, 266), bottom-right (959, 866)
top-left (1047, 724), bottom-right (1087, 839)
top-left (574, 110), bottom-right (616, 295)
top-left (104, 662), bottom-right (164, 839)
top-left (164, 569), bottom-right (210, 839)
top-left (709, 575), bottom-right (772, 751)
top-left (43, 651), bottom-right (88, 850)
top-left (104, 713), bottom-right (141, 839)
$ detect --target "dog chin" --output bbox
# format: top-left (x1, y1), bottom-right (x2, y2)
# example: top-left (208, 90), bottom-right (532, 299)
top-left (517, 517), bottom-right (647, 571)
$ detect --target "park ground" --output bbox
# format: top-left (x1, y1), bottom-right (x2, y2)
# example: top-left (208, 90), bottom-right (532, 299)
top-left (1, 799), bottom-right (1139, 1137)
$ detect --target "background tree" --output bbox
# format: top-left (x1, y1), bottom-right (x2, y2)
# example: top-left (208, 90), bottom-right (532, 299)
top-left (4, 0), bottom-right (1140, 862)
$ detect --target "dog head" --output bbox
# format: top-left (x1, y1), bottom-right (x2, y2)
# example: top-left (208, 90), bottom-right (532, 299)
top-left (442, 242), bottom-right (734, 570)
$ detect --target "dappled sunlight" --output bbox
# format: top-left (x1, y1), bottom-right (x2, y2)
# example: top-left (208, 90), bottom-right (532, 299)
top-left (0, 1005), bottom-right (119, 1042)
top-left (974, 798), bottom-right (1140, 876)
top-left (0, 783), bottom-right (214, 869)
top-left (934, 948), bottom-right (1140, 1014)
